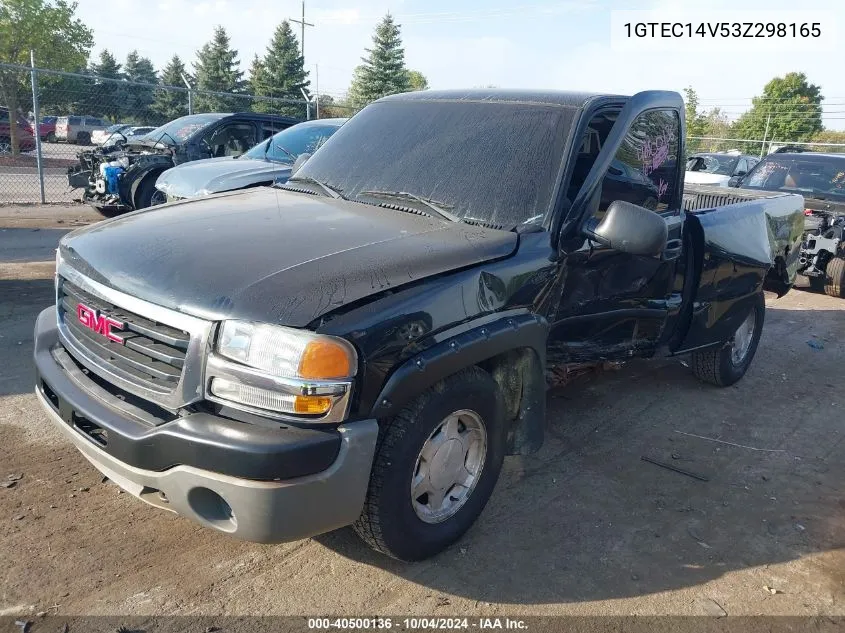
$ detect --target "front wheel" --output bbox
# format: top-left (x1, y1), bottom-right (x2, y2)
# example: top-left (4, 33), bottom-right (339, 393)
top-left (691, 291), bottom-right (765, 387)
top-left (354, 367), bottom-right (506, 561)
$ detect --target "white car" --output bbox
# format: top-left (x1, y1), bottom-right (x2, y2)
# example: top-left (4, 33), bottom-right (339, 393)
top-left (685, 152), bottom-right (759, 187)
top-left (91, 124), bottom-right (132, 146)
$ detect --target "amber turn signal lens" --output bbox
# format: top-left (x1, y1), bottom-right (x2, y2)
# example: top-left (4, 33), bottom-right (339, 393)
top-left (298, 340), bottom-right (352, 379)
top-left (293, 395), bottom-right (333, 414)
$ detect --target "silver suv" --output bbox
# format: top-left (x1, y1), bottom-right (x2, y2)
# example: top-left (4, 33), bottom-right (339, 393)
top-left (55, 115), bottom-right (107, 145)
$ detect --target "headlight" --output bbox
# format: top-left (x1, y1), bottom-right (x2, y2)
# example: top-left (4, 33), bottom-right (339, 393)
top-left (206, 320), bottom-right (357, 421)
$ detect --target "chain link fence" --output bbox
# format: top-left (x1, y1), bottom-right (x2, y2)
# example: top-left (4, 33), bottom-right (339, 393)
top-left (0, 62), bottom-right (354, 204)
top-left (688, 136), bottom-right (845, 157)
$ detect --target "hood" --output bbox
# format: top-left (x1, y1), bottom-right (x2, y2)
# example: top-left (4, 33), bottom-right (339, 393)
top-left (59, 187), bottom-right (518, 327)
top-left (685, 171), bottom-right (730, 187)
top-left (156, 157), bottom-right (292, 198)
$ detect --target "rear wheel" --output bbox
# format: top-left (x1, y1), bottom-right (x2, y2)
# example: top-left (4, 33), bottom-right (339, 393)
top-left (692, 291), bottom-right (765, 387)
top-left (823, 256), bottom-right (845, 298)
top-left (0, 137), bottom-right (10, 155)
top-left (45, 132), bottom-right (56, 143)
top-left (354, 367), bottom-right (506, 561)
top-left (77, 132), bottom-right (90, 145)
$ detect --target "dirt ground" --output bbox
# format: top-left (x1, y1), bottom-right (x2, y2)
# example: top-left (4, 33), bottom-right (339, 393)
top-left (0, 206), bottom-right (842, 618)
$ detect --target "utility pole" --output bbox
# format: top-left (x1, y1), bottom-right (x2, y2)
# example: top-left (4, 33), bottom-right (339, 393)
top-left (760, 112), bottom-right (771, 158)
top-left (290, 0), bottom-right (314, 64)
top-left (315, 64), bottom-right (319, 119)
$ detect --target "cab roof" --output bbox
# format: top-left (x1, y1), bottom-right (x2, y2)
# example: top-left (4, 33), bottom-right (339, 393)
top-left (378, 89), bottom-right (623, 109)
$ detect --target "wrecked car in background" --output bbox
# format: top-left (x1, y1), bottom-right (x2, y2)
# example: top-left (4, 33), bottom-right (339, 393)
top-left (731, 151), bottom-right (845, 297)
top-left (155, 118), bottom-right (346, 203)
top-left (67, 112), bottom-right (300, 216)
top-left (36, 89), bottom-right (804, 564)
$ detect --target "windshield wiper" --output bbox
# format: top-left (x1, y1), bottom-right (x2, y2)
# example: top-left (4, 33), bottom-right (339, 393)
top-left (284, 176), bottom-right (347, 200)
top-left (358, 190), bottom-right (460, 222)
top-left (264, 141), bottom-right (296, 163)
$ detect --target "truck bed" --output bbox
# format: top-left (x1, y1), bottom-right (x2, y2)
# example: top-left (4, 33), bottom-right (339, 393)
top-left (681, 184), bottom-right (806, 291)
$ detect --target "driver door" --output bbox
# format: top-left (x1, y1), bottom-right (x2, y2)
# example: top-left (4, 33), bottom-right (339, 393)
top-left (549, 95), bottom-right (687, 361)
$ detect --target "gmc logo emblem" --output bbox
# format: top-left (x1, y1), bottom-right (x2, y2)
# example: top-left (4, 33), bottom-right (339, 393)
top-left (76, 303), bottom-right (126, 344)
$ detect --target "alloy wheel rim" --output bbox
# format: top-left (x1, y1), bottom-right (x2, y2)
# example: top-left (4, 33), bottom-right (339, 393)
top-left (150, 190), bottom-right (167, 206)
top-left (411, 409), bottom-right (487, 524)
top-left (730, 310), bottom-right (757, 365)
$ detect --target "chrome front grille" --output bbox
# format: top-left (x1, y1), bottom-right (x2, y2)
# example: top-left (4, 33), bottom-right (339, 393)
top-left (55, 264), bottom-right (212, 410)
top-left (59, 279), bottom-right (188, 391)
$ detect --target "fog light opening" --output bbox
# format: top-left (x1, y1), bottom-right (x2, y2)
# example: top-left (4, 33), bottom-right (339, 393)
top-left (187, 487), bottom-right (237, 532)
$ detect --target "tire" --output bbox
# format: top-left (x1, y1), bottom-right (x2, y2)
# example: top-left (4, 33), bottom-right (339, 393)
top-left (823, 256), bottom-right (845, 298)
top-left (0, 137), bottom-right (10, 155)
top-left (45, 132), bottom-right (55, 143)
top-left (808, 274), bottom-right (826, 293)
top-left (691, 291), bottom-right (765, 387)
top-left (94, 207), bottom-right (125, 219)
top-left (134, 175), bottom-right (161, 210)
top-left (354, 366), bottom-right (506, 561)
top-left (77, 132), bottom-right (90, 145)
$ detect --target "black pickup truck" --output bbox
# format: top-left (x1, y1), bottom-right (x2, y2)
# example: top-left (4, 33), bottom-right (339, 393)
top-left (35, 89), bottom-right (804, 561)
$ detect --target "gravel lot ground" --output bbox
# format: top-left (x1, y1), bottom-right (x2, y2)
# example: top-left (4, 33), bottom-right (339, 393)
top-left (0, 205), bottom-right (842, 619)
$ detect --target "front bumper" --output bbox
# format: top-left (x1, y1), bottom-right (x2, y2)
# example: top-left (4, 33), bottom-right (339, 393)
top-left (34, 308), bottom-right (379, 543)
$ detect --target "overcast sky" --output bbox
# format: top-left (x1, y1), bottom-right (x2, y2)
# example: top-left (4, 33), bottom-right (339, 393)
top-left (74, 0), bottom-right (845, 131)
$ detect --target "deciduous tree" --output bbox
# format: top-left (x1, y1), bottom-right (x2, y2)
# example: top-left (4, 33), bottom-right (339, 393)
top-left (0, 0), bottom-right (93, 153)
top-left (731, 72), bottom-right (823, 152)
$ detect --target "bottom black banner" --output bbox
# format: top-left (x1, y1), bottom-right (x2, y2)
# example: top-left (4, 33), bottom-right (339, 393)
top-left (2, 616), bottom-right (844, 633)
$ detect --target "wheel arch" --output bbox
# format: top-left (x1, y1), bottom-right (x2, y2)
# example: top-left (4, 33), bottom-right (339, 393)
top-left (369, 313), bottom-right (549, 456)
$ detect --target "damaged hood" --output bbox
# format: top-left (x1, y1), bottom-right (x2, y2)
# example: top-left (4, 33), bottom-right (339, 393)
top-left (59, 187), bottom-right (517, 327)
top-left (156, 157), bottom-right (292, 199)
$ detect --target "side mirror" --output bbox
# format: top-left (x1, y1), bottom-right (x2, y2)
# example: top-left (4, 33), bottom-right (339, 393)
top-left (735, 170), bottom-right (747, 177)
top-left (728, 175), bottom-right (743, 187)
top-left (291, 152), bottom-right (312, 175)
top-left (583, 200), bottom-right (667, 257)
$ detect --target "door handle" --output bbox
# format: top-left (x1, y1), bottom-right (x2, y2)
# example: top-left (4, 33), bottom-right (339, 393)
top-left (663, 238), bottom-right (683, 261)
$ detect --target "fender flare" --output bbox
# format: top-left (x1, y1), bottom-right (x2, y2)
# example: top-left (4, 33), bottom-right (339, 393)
top-left (370, 313), bottom-right (549, 455)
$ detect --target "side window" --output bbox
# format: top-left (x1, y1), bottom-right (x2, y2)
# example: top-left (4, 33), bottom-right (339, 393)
top-left (599, 109), bottom-right (680, 214)
top-left (201, 123), bottom-right (258, 157)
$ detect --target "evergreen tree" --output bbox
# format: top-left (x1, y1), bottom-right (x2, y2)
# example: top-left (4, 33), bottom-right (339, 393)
top-left (248, 54), bottom-right (267, 113)
top-left (252, 21), bottom-right (309, 116)
top-left (88, 49), bottom-right (127, 121)
top-left (124, 50), bottom-right (157, 123)
top-left (152, 54), bottom-right (189, 124)
top-left (347, 13), bottom-right (410, 108)
top-left (193, 26), bottom-right (246, 112)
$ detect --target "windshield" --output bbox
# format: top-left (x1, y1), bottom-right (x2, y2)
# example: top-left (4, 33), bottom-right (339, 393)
top-left (686, 154), bottom-right (738, 175)
top-left (244, 123), bottom-right (342, 163)
top-left (741, 154), bottom-right (845, 202)
top-left (139, 114), bottom-right (225, 145)
top-left (293, 101), bottom-right (574, 227)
